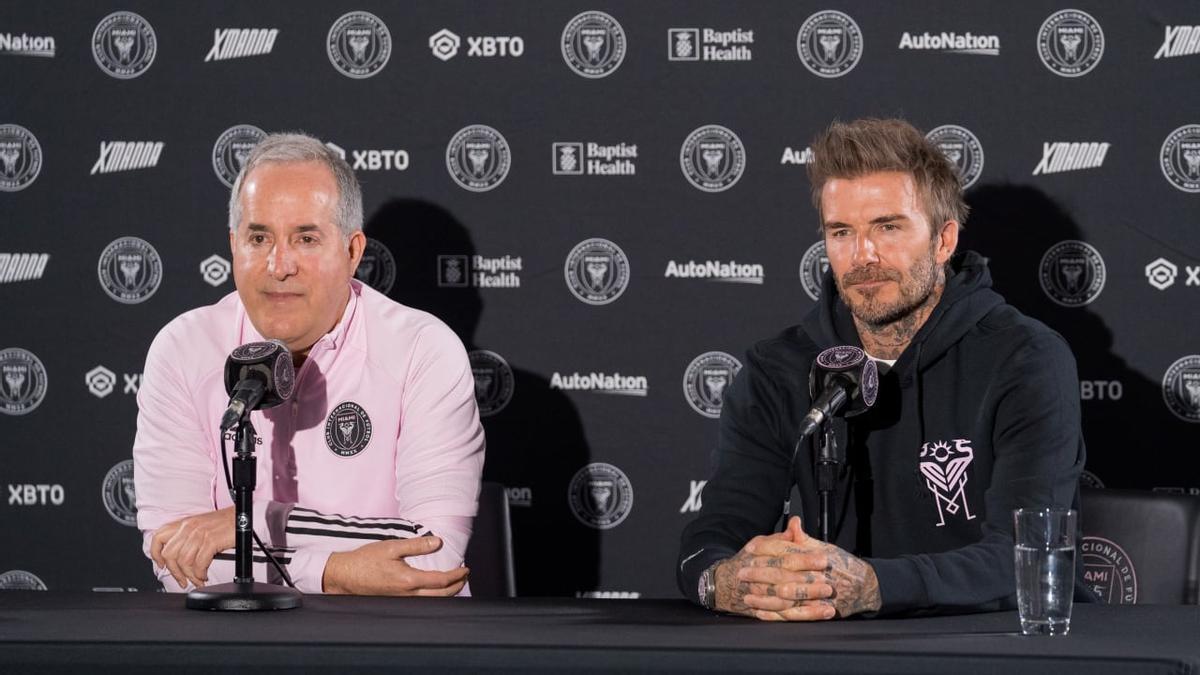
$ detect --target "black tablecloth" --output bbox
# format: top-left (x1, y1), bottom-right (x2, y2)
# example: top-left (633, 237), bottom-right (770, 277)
top-left (0, 593), bottom-right (1197, 674)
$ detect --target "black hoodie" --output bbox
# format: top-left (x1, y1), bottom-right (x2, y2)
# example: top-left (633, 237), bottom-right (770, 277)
top-left (678, 251), bottom-right (1089, 615)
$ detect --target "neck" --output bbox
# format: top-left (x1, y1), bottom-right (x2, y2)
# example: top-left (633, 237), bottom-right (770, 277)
top-left (853, 277), bottom-right (946, 361)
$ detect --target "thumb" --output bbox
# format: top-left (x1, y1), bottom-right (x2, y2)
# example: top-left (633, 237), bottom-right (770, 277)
top-left (384, 535), bottom-right (443, 559)
top-left (787, 516), bottom-right (808, 543)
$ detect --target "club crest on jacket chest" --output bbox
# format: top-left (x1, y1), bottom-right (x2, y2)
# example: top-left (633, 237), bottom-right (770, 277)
top-left (325, 401), bottom-right (373, 457)
top-left (918, 439), bottom-right (977, 526)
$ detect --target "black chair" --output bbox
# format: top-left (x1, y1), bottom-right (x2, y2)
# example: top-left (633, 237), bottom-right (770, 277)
top-left (1079, 488), bottom-right (1200, 604)
top-left (465, 481), bottom-right (516, 597)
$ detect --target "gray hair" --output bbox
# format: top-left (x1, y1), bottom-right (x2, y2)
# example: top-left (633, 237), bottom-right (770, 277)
top-left (227, 132), bottom-right (363, 237)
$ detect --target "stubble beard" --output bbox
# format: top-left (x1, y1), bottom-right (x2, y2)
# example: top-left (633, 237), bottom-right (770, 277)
top-left (836, 240), bottom-right (943, 331)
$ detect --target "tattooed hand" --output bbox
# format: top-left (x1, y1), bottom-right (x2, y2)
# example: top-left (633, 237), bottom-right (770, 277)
top-left (739, 516), bottom-right (882, 620)
top-left (711, 520), bottom-right (837, 621)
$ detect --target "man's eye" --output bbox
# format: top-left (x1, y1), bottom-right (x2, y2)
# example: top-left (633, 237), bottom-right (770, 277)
top-left (249, 235), bottom-right (267, 245)
top-left (300, 235), bottom-right (317, 245)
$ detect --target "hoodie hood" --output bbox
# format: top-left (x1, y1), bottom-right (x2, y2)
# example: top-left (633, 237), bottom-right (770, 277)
top-left (802, 250), bottom-right (1004, 375)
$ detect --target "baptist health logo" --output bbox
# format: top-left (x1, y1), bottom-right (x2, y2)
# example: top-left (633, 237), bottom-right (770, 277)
top-left (428, 29), bottom-right (524, 60)
top-left (1033, 142), bottom-right (1109, 175)
top-left (1156, 25), bottom-right (1200, 59)
top-left (205, 28), bottom-right (278, 61)
top-left (550, 371), bottom-right (648, 396)
top-left (0, 253), bottom-right (49, 283)
top-left (664, 260), bottom-right (763, 284)
top-left (438, 255), bottom-right (522, 288)
top-left (552, 142), bottom-right (637, 176)
top-left (91, 142), bottom-right (164, 175)
top-left (0, 32), bottom-right (56, 57)
top-left (1144, 257), bottom-right (1199, 291)
top-left (667, 28), bottom-right (753, 61)
top-left (898, 31), bottom-right (999, 55)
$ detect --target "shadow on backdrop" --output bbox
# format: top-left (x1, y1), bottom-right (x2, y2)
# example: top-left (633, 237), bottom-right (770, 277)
top-left (963, 183), bottom-right (1185, 490)
top-left (362, 199), bottom-right (598, 595)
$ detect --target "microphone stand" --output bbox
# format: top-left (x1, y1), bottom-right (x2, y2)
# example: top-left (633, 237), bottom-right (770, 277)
top-left (186, 418), bottom-right (302, 611)
top-left (814, 420), bottom-right (839, 543)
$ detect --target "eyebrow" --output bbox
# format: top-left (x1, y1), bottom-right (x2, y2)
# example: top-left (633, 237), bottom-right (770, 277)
top-left (869, 213), bottom-right (909, 224)
top-left (246, 223), bottom-right (322, 233)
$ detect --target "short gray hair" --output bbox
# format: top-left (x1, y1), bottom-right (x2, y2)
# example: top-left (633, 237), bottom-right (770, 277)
top-left (227, 132), bottom-right (363, 237)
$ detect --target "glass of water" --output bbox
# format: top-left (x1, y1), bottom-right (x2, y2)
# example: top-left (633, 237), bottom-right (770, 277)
top-left (1013, 508), bottom-right (1076, 636)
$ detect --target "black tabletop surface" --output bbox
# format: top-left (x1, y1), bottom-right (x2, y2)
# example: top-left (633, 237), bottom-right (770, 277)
top-left (1, 593), bottom-right (1197, 674)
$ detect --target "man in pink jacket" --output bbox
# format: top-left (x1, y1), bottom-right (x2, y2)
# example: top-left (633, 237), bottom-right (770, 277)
top-left (133, 133), bottom-right (484, 595)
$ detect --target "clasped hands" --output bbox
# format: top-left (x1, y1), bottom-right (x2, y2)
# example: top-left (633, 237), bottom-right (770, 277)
top-left (713, 515), bottom-right (881, 621)
top-left (149, 506), bottom-right (467, 596)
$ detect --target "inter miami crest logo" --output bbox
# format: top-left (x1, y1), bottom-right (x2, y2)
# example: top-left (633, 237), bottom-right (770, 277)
top-left (926, 125), bottom-right (984, 189)
top-left (469, 350), bottom-right (515, 417)
top-left (1037, 9), bottom-right (1104, 77)
top-left (1160, 124), bottom-right (1200, 193)
top-left (564, 238), bottom-right (630, 305)
top-left (327, 11), bottom-right (392, 79)
top-left (1162, 355), bottom-right (1200, 423)
top-left (0, 347), bottom-right (48, 416)
top-left (683, 351), bottom-right (742, 419)
top-left (355, 238), bottom-right (397, 294)
top-left (799, 240), bottom-right (829, 301)
top-left (0, 124), bottom-right (43, 192)
top-left (325, 401), bottom-right (373, 457)
top-left (1039, 240), bottom-right (1106, 307)
top-left (98, 236), bottom-right (162, 304)
top-left (796, 10), bottom-right (863, 78)
top-left (561, 11), bottom-right (626, 78)
top-left (0, 570), bottom-right (47, 590)
top-left (1081, 536), bottom-right (1137, 604)
top-left (212, 124), bottom-right (266, 188)
top-left (680, 125), bottom-right (746, 193)
top-left (92, 11), bottom-right (157, 79)
top-left (568, 462), bottom-right (633, 529)
top-left (919, 439), bottom-right (976, 526)
top-left (102, 459), bottom-right (137, 527)
top-left (446, 125), bottom-right (511, 192)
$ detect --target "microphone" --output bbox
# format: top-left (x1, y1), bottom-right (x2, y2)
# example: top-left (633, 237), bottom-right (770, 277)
top-left (795, 345), bottom-right (879, 442)
top-left (219, 340), bottom-right (296, 431)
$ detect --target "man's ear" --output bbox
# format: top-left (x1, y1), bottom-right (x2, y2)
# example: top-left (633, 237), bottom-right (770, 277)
top-left (347, 230), bottom-right (366, 274)
top-left (936, 220), bottom-right (959, 265)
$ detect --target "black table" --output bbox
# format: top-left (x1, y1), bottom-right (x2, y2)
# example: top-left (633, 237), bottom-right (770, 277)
top-left (1, 593), bottom-right (1197, 674)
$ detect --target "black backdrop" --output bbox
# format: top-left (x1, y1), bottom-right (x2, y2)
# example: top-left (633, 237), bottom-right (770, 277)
top-left (1, 1), bottom-right (1197, 598)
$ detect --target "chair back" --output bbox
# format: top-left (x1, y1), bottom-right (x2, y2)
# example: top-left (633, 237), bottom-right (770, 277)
top-left (465, 481), bottom-right (516, 597)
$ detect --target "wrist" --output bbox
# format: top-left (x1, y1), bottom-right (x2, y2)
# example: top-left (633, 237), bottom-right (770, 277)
top-left (322, 551), bottom-right (346, 594)
top-left (698, 560), bottom-right (720, 610)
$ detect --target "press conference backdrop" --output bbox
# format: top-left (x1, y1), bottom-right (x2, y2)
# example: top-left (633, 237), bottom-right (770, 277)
top-left (1, 1), bottom-right (1197, 600)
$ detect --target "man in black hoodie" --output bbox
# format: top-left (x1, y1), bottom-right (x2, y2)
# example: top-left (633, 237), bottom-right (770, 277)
top-left (678, 118), bottom-right (1088, 619)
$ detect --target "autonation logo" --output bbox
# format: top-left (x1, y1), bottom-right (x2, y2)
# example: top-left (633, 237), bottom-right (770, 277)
top-left (550, 371), bottom-right (648, 396)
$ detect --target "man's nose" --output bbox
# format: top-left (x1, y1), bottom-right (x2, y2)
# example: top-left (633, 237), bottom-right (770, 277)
top-left (267, 243), bottom-right (298, 279)
top-left (851, 232), bottom-right (880, 267)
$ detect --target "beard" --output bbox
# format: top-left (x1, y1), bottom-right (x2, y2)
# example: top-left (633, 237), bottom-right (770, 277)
top-left (835, 240), bottom-right (942, 329)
